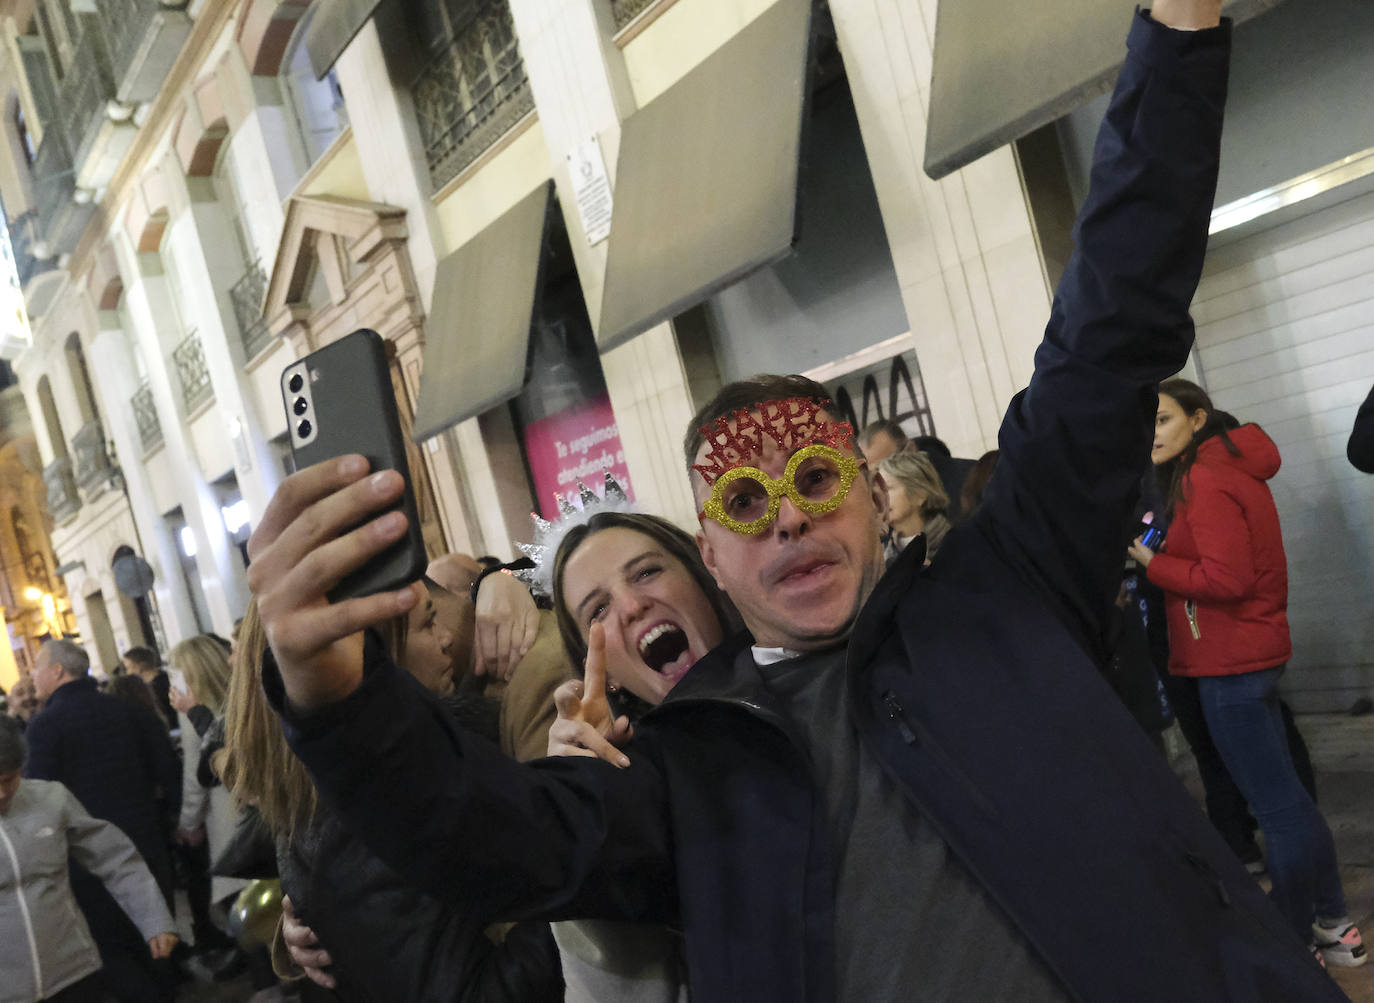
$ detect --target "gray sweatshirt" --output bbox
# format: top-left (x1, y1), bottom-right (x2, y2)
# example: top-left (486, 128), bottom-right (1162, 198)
top-left (0, 778), bottom-right (174, 1002)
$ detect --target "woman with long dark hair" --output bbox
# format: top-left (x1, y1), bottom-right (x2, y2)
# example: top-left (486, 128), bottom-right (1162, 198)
top-left (1128, 378), bottom-right (1364, 966)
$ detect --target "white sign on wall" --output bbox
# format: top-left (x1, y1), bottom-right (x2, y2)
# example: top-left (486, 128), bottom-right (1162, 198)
top-left (567, 135), bottom-right (614, 246)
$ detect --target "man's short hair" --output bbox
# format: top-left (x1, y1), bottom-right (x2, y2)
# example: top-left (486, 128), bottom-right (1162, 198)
top-left (858, 419), bottom-right (908, 453)
top-left (122, 646), bottom-right (159, 670)
top-left (40, 639), bottom-right (90, 679)
top-left (0, 714), bottom-right (26, 773)
top-left (910, 435), bottom-right (952, 460)
top-left (683, 374), bottom-right (832, 469)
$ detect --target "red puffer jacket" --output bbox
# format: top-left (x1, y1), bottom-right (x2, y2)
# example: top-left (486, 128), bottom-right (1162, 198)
top-left (1146, 424), bottom-right (1291, 676)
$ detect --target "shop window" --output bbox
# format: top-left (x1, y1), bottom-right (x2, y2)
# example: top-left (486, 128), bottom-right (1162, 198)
top-left (507, 220), bottom-right (633, 519)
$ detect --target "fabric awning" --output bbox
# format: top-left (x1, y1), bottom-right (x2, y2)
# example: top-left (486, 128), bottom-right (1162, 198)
top-left (303, 0), bottom-right (386, 80)
top-left (923, 0), bottom-right (1285, 180)
top-left (596, 0), bottom-right (813, 350)
top-left (411, 181), bottom-right (553, 442)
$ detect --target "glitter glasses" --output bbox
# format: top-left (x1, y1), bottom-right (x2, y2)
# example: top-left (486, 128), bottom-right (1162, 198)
top-left (698, 444), bottom-right (862, 535)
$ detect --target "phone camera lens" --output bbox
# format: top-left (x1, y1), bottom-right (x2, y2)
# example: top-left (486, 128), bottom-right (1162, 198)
top-left (288, 373), bottom-right (304, 393)
top-left (293, 397), bottom-right (308, 416)
top-left (297, 419), bottom-right (312, 439)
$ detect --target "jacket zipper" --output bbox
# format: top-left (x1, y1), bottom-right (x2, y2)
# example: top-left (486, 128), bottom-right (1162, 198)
top-left (881, 691), bottom-right (918, 745)
top-left (1184, 600), bottom-right (1201, 640)
top-left (0, 817), bottom-right (45, 998)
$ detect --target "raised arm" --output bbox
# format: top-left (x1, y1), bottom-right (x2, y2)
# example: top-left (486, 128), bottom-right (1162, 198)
top-left (973, 5), bottom-right (1229, 661)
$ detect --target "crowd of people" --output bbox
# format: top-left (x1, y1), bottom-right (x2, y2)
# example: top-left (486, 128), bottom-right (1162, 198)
top-left (3, 1), bottom-right (1373, 1000)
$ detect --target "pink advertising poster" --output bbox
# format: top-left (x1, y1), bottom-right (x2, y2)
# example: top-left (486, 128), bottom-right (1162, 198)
top-left (522, 392), bottom-right (635, 517)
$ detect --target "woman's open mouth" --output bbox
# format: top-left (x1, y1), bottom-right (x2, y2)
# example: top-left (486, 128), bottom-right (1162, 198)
top-left (638, 622), bottom-right (694, 683)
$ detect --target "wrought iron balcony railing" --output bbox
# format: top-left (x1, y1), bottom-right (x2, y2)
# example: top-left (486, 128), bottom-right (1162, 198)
top-left (43, 455), bottom-right (80, 524)
top-left (57, 24), bottom-right (118, 169)
top-left (411, 0), bottom-right (535, 191)
top-left (230, 261), bottom-right (272, 361)
top-left (72, 418), bottom-right (122, 499)
top-left (611, 0), bottom-right (659, 30)
top-left (132, 381), bottom-right (163, 453)
top-left (172, 331), bottom-right (213, 414)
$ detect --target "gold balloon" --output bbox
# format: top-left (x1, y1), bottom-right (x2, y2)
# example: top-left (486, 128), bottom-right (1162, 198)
top-left (228, 878), bottom-right (283, 948)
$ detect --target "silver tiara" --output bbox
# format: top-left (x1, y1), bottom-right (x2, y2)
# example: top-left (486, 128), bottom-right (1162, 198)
top-left (513, 471), bottom-right (634, 597)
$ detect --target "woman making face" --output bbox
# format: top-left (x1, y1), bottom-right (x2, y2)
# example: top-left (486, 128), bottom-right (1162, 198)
top-left (551, 512), bottom-right (735, 709)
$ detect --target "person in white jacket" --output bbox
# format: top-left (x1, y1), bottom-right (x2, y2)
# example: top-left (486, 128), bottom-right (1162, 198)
top-left (0, 715), bottom-right (177, 1002)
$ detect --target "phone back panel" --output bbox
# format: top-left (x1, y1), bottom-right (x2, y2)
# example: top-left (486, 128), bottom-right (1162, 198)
top-left (282, 329), bottom-right (428, 601)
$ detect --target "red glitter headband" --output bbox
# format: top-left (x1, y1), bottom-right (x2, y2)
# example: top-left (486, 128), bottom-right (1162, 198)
top-left (692, 397), bottom-right (855, 485)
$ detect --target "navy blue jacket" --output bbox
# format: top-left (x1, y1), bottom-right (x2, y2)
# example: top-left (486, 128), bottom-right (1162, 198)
top-left (269, 14), bottom-right (1342, 1002)
top-left (24, 675), bottom-right (181, 882)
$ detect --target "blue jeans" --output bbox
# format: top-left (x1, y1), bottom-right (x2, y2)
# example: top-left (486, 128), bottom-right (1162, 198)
top-left (1198, 667), bottom-right (1346, 942)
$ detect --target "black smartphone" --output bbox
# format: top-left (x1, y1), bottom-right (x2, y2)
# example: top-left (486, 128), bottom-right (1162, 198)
top-left (281, 329), bottom-right (428, 602)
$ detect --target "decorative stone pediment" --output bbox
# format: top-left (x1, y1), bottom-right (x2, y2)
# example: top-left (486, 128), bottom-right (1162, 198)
top-left (264, 195), bottom-right (423, 356)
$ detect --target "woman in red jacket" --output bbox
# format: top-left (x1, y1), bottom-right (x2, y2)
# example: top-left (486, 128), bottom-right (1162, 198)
top-left (1129, 379), bottom-right (1364, 966)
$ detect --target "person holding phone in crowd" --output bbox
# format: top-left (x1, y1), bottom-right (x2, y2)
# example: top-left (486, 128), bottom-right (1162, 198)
top-left (1129, 378), bottom-right (1365, 966)
top-left (280, 509), bottom-right (736, 1001)
top-left (246, 4), bottom-right (1347, 999)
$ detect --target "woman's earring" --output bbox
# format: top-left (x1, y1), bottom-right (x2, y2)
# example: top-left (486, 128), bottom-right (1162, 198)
top-left (607, 680), bottom-right (619, 694)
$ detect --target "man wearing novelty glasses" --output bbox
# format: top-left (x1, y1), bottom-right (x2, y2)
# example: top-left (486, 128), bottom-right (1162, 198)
top-left (246, 1), bottom-right (1346, 998)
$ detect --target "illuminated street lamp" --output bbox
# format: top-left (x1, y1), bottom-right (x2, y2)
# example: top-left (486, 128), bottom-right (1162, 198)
top-left (21, 587), bottom-right (63, 638)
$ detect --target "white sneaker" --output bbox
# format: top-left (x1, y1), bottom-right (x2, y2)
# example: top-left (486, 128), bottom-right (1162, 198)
top-left (1313, 917), bottom-right (1367, 967)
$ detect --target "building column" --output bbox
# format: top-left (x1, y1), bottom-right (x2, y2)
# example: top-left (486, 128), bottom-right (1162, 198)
top-left (86, 318), bottom-right (197, 652)
top-left (830, 0), bottom-right (1053, 458)
top-left (111, 232), bottom-right (241, 636)
top-left (161, 176), bottom-right (282, 519)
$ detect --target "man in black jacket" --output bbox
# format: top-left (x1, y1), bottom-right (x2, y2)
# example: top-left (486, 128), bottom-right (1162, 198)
top-left (26, 638), bottom-right (182, 1001)
top-left (247, 3), bottom-right (1346, 999)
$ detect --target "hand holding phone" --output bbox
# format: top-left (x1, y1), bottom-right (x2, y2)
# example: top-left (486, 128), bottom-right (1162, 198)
top-left (246, 445), bottom-right (420, 710)
top-left (1137, 511), bottom-right (1165, 551)
top-left (280, 329), bottom-right (428, 602)
top-left (246, 330), bottom-right (429, 710)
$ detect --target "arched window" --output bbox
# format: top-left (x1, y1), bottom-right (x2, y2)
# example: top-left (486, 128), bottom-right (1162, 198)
top-left (282, 10), bottom-right (349, 167)
top-left (36, 373), bottom-right (66, 458)
top-left (64, 331), bottom-right (98, 425)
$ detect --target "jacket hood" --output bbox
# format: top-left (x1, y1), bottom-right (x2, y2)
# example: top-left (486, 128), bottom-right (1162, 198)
top-left (1197, 423), bottom-right (1280, 481)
